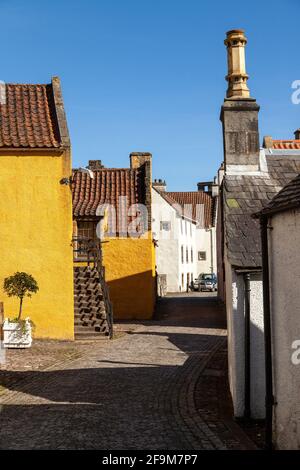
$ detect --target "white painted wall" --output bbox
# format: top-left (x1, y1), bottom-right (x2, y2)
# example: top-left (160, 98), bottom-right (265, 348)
top-left (225, 253), bottom-right (265, 418)
top-left (152, 188), bottom-right (197, 292)
top-left (196, 226), bottom-right (217, 276)
top-left (178, 217), bottom-right (197, 291)
top-left (269, 208), bottom-right (300, 449)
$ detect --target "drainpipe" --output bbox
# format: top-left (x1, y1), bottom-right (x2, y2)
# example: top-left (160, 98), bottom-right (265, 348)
top-left (210, 228), bottom-right (213, 273)
top-left (243, 272), bottom-right (251, 420)
top-left (260, 216), bottom-right (274, 450)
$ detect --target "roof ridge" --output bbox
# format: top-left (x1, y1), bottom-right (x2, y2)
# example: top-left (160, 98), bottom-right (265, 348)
top-left (72, 167), bottom-right (136, 172)
top-left (5, 83), bottom-right (50, 86)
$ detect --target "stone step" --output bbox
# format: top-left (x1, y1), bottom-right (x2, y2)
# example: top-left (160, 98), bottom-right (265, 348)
top-left (73, 266), bottom-right (111, 340)
top-left (74, 322), bottom-right (99, 329)
top-left (74, 273), bottom-right (101, 280)
top-left (75, 331), bottom-right (108, 340)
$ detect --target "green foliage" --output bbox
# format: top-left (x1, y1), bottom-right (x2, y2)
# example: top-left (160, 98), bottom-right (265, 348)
top-left (9, 318), bottom-right (36, 333)
top-left (3, 272), bottom-right (39, 320)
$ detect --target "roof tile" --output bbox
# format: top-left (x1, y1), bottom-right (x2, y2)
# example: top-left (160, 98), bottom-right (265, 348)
top-left (164, 191), bottom-right (215, 228)
top-left (72, 166), bottom-right (148, 235)
top-left (0, 83), bottom-right (61, 148)
top-left (272, 140), bottom-right (300, 150)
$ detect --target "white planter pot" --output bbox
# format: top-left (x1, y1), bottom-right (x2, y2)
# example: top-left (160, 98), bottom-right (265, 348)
top-left (3, 318), bottom-right (32, 348)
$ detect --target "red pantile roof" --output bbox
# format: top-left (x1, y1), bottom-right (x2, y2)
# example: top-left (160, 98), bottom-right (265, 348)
top-left (0, 78), bottom-right (69, 149)
top-left (72, 167), bottom-right (148, 234)
top-left (165, 191), bottom-right (214, 228)
top-left (272, 140), bottom-right (300, 150)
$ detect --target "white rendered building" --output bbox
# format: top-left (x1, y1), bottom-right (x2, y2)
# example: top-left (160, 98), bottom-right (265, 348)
top-left (152, 180), bottom-right (217, 293)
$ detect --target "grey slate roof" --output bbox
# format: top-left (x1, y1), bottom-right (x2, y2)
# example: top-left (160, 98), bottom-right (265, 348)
top-left (258, 173), bottom-right (300, 216)
top-left (223, 152), bottom-right (300, 268)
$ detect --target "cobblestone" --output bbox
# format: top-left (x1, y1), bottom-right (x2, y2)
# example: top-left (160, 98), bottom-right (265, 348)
top-left (0, 293), bottom-right (255, 450)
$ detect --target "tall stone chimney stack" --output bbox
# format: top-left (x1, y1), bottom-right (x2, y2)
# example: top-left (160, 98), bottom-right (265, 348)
top-left (225, 30), bottom-right (250, 99)
top-left (220, 29), bottom-right (260, 172)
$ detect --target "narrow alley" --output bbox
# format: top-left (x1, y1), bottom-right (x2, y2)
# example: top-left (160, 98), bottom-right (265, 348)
top-left (0, 293), bottom-right (255, 450)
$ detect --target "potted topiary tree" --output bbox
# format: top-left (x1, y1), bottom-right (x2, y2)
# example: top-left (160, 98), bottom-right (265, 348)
top-left (2, 272), bottom-right (39, 348)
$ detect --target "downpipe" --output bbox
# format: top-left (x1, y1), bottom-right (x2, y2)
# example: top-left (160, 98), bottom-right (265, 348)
top-left (243, 272), bottom-right (251, 420)
top-left (260, 216), bottom-right (274, 450)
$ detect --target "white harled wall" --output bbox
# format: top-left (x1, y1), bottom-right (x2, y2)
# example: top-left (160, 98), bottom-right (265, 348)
top-left (152, 188), bottom-right (197, 292)
top-left (225, 252), bottom-right (265, 419)
top-left (269, 208), bottom-right (300, 449)
top-left (196, 226), bottom-right (217, 276)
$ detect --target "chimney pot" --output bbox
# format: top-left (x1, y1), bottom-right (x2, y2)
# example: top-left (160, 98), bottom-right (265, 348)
top-left (224, 29), bottom-right (250, 99)
top-left (152, 178), bottom-right (166, 192)
top-left (294, 129), bottom-right (300, 140)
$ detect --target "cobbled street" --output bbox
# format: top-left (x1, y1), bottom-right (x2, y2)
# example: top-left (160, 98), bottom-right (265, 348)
top-left (0, 293), bottom-right (255, 450)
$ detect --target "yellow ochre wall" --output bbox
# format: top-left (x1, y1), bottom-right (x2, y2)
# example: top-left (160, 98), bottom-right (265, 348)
top-left (0, 153), bottom-right (74, 339)
top-left (102, 233), bottom-right (156, 320)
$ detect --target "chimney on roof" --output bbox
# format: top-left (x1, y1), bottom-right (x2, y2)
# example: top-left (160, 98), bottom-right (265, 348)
top-left (130, 152), bottom-right (152, 169)
top-left (197, 181), bottom-right (219, 197)
top-left (224, 29), bottom-right (250, 99)
top-left (197, 181), bottom-right (213, 193)
top-left (211, 177), bottom-right (219, 197)
top-left (130, 152), bottom-right (152, 230)
top-left (220, 29), bottom-right (260, 172)
top-left (88, 160), bottom-right (104, 170)
top-left (263, 136), bottom-right (273, 148)
top-left (152, 178), bottom-right (167, 192)
top-left (294, 129), bottom-right (300, 140)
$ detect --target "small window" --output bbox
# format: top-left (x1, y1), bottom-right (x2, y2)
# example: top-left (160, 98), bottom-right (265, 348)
top-left (191, 248), bottom-right (193, 263)
top-left (160, 221), bottom-right (171, 231)
top-left (181, 273), bottom-right (184, 288)
top-left (186, 247), bottom-right (189, 263)
top-left (181, 245), bottom-right (184, 264)
top-left (77, 221), bottom-right (97, 240)
top-left (198, 251), bottom-right (206, 261)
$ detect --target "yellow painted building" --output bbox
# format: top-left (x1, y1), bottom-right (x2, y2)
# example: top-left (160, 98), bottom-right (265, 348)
top-left (72, 155), bottom-right (156, 320)
top-left (0, 77), bottom-right (74, 339)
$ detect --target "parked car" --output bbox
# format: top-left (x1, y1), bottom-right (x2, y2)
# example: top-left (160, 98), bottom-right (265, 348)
top-left (199, 273), bottom-right (217, 292)
top-left (191, 273), bottom-right (217, 292)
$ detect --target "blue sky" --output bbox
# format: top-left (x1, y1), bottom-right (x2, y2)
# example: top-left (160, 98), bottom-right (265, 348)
top-left (1, 0), bottom-right (299, 190)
